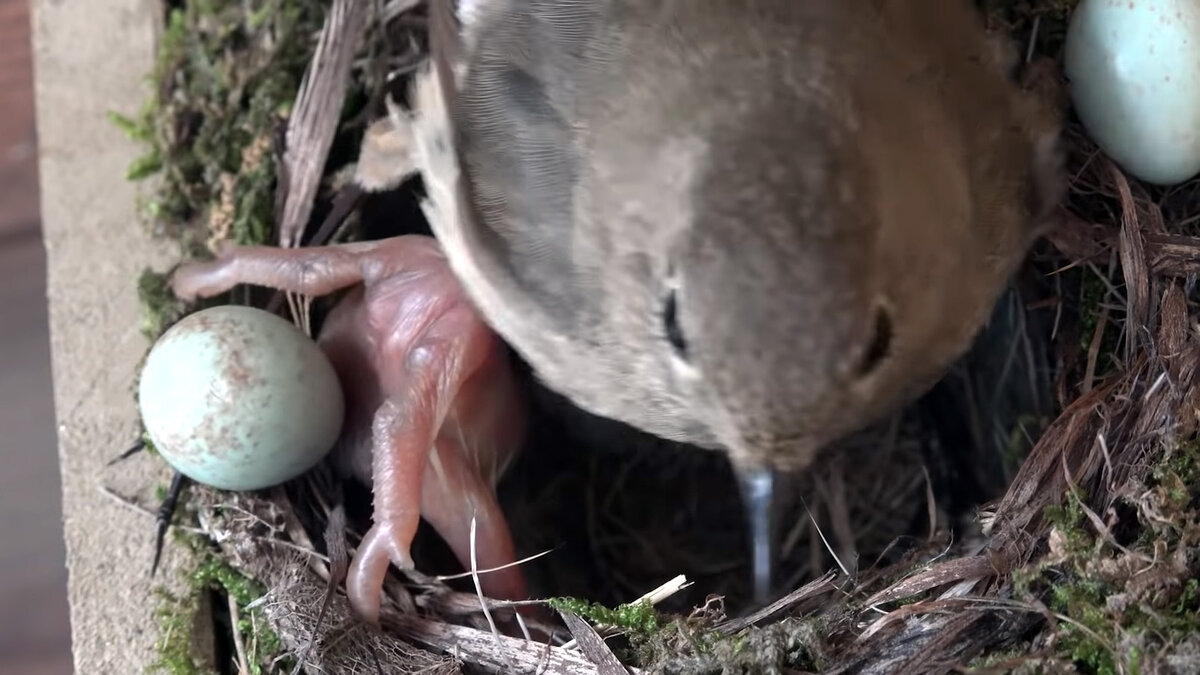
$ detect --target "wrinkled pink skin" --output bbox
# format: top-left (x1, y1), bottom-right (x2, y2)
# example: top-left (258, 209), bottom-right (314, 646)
top-left (171, 235), bottom-right (528, 623)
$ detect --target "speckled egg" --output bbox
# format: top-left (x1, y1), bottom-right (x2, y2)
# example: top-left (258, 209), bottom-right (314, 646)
top-left (1065, 0), bottom-right (1200, 186)
top-left (138, 305), bottom-right (344, 491)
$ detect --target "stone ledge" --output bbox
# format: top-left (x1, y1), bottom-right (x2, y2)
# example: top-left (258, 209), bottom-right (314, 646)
top-left (32, 0), bottom-right (201, 671)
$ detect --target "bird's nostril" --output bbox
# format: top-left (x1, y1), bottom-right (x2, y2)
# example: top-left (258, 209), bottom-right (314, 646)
top-left (856, 306), bottom-right (893, 378)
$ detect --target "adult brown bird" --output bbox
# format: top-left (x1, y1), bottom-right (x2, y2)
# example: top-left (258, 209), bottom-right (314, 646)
top-left (407, 0), bottom-right (1064, 601)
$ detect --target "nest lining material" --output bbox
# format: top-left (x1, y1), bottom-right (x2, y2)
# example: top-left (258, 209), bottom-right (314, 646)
top-left (122, 1), bottom-right (1200, 673)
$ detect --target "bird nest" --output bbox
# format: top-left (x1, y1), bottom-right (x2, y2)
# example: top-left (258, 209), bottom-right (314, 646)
top-left (116, 1), bottom-right (1200, 673)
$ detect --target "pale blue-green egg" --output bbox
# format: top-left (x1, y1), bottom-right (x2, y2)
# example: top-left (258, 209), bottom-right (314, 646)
top-left (138, 305), bottom-right (344, 491)
top-left (1065, 0), bottom-right (1200, 186)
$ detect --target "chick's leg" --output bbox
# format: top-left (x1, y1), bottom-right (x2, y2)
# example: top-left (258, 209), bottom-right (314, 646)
top-left (422, 425), bottom-right (527, 604)
top-left (169, 239), bottom-right (408, 301)
top-left (346, 308), bottom-right (524, 622)
top-left (346, 397), bottom-right (429, 624)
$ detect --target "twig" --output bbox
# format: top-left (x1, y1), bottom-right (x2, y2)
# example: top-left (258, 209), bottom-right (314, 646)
top-left (290, 503), bottom-right (349, 675)
top-left (155, 472), bottom-right (188, 576)
top-left (558, 610), bottom-right (628, 675)
top-left (228, 592), bottom-right (251, 675)
top-left (387, 613), bottom-right (640, 674)
top-left (922, 465), bottom-right (937, 542)
top-left (716, 570), bottom-right (839, 635)
top-left (106, 437), bottom-right (146, 466)
top-left (800, 495), bottom-right (851, 577)
top-left (435, 547), bottom-right (556, 582)
top-left (98, 484), bottom-right (201, 534)
top-left (468, 512), bottom-right (509, 671)
top-left (1082, 304), bottom-right (1110, 393)
top-left (277, 0), bottom-right (372, 247)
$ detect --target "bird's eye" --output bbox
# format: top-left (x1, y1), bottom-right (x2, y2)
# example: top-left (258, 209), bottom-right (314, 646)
top-left (663, 289), bottom-right (689, 360)
top-left (856, 306), bottom-right (893, 377)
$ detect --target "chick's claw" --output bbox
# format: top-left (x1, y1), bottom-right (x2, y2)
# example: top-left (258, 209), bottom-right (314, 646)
top-left (168, 235), bottom-right (530, 622)
top-left (347, 521), bottom-right (416, 624)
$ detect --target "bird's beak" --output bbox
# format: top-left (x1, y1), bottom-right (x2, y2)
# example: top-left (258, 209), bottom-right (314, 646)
top-left (734, 461), bottom-right (777, 605)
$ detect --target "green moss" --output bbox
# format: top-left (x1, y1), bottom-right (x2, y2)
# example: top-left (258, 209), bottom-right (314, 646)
top-left (143, 431), bottom-right (160, 457)
top-left (1020, 439), bottom-right (1200, 674)
top-left (1045, 493), bottom-right (1093, 552)
top-left (108, 110), bottom-right (155, 143)
top-left (193, 558), bottom-right (259, 608)
top-left (228, 139), bottom-right (276, 247)
top-left (149, 533), bottom-right (212, 675)
top-left (150, 540), bottom-right (287, 675)
top-left (546, 594), bottom-right (828, 673)
top-left (1077, 270), bottom-right (1104, 339)
top-left (1152, 441), bottom-right (1200, 501)
top-left (111, 0), bottom-right (329, 250)
top-left (638, 617), bottom-right (828, 674)
top-left (548, 596), bottom-right (661, 636)
top-left (150, 586), bottom-right (214, 675)
top-left (1049, 582), bottom-right (1118, 675)
top-left (1037, 492), bottom-right (1118, 673)
top-left (1072, 268), bottom-right (1123, 378)
top-left (1004, 414), bottom-right (1050, 474)
top-left (194, 559), bottom-right (286, 671)
top-left (137, 267), bottom-right (181, 341)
